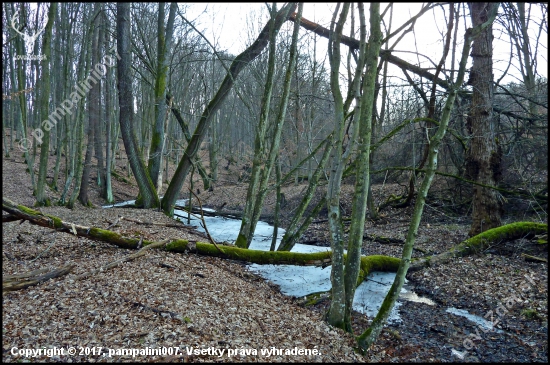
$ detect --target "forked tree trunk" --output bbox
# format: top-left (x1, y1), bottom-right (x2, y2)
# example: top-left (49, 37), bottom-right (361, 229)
top-left (342, 3), bottom-right (382, 332)
top-left (236, 4), bottom-right (302, 249)
top-left (148, 2), bottom-right (177, 190)
top-left (116, 3), bottom-right (159, 208)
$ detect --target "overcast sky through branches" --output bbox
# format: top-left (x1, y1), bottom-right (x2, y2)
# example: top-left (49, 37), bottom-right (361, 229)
top-left (185, 3), bottom-right (548, 87)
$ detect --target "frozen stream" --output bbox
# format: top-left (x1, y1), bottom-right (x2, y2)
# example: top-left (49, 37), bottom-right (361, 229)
top-left (104, 200), bottom-right (496, 329)
top-left (171, 200), bottom-right (418, 323)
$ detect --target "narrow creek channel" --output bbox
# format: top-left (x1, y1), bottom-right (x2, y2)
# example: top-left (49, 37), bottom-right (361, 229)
top-left (104, 199), bottom-right (499, 330)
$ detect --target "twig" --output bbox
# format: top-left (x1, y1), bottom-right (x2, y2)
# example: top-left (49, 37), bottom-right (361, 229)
top-left (119, 294), bottom-right (185, 322)
top-left (30, 239), bottom-right (57, 263)
top-left (188, 189), bottom-right (224, 255)
top-left (106, 216), bottom-right (122, 229)
top-left (3, 264), bottom-right (75, 292)
top-left (521, 253), bottom-right (547, 263)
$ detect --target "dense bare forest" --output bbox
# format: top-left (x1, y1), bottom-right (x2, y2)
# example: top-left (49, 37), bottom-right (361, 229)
top-left (2, 3), bottom-right (547, 362)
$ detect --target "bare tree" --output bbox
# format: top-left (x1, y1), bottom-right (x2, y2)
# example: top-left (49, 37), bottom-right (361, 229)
top-left (35, 3), bottom-right (57, 206)
top-left (160, 3), bottom-right (297, 215)
top-left (116, 2), bottom-right (159, 208)
top-left (465, 2), bottom-right (502, 236)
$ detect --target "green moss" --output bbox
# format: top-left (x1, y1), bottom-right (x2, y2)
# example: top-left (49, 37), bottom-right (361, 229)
top-left (47, 216), bottom-right (63, 228)
top-left (165, 239), bottom-right (190, 251)
top-left (521, 308), bottom-right (541, 320)
top-left (357, 255), bottom-right (401, 286)
top-left (88, 227), bottom-right (143, 249)
top-left (234, 234), bottom-right (248, 249)
top-left (453, 222), bottom-right (548, 256)
top-left (18, 204), bottom-right (41, 216)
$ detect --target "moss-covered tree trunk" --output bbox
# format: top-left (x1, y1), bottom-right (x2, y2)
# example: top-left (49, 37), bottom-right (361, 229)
top-left (343, 3), bottom-right (382, 332)
top-left (237, 4), bottom-right (302, 249)
top-left (148, 3), bottom-right (177, 192)
top-left (161, 3), bottom-right (297, 216)
top-left (64, 5), bottom-right (94, 208)
top-left (409, 221), bottom-right (547, 272)
top-left (167, 96), bottom-right (210, 190)
top-left (235, 4), bottom-right (279, 249)
top-left (3, 197), bottom-right (402, 272)
top-left (78, 3), bottom-right (101, 207)
top-left (325, 3), bottom-right (351, 330)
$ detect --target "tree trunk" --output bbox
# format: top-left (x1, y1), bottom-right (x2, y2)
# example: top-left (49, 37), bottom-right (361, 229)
top-left (325, 3), bottom-right (351, 330)
top-left (3, 197), bottom-right (403, 272)
top-left (78, 5), bottom-right (101, 207)
top-left (343, 3), bottom-right (382, 332)
top-left (67, 6), bottom-right (94, 208)
top-left (167, 97), bottom-right (210, 190)
top-left (236, 4), bottom-right (302, 249)
top-left (357, 5), bottom-right (498, 350)
top-left (278, 138), bottom-right (332, 251)
top-left (465, 2), bottom-right (502, 236)
top-left (116, 3), bottom-right (159, 208)
top-left (409, 221), bottom-right (547, 272)
top-left (10, 4), bottom-right (35, 190)
top-left (35, 3), bottom-right (57, 206)
top-left (148, 2), bottom-right (177, 190)
top-left (104, 15), bottom-right (114, 204)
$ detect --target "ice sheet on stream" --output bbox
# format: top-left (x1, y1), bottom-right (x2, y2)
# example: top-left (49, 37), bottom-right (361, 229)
top-left (102, 200), bottom-right (502, 327)
top-left (173, 201), bottom-right (404, 323)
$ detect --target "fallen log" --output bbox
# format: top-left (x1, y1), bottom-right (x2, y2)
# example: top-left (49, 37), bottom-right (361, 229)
top-left (409, 222), bottom-right (548, 272)
top-left (2, 197), bottom-right (400, 272)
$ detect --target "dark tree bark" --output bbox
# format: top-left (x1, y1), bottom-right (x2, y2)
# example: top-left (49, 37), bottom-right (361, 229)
top-left (35, 3), bottom-right (57, 206)
top-left (116, 2), bottom-right (159, 208)
top-left (78, 4), bottom-right (101, 207)
top-left (465, 2), bottom-right (503, 236)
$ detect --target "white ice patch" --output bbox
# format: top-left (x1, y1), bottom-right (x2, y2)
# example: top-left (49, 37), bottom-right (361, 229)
top-left (446, 307), bottom-right (504, 333)
top-left (354, 272), bottom-right (405, 323)
top-left (103, 199), bottom-right (136, 208)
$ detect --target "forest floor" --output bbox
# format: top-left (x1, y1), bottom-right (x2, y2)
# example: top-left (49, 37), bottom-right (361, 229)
top-left (2, 151), bottom-right (548, 363)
